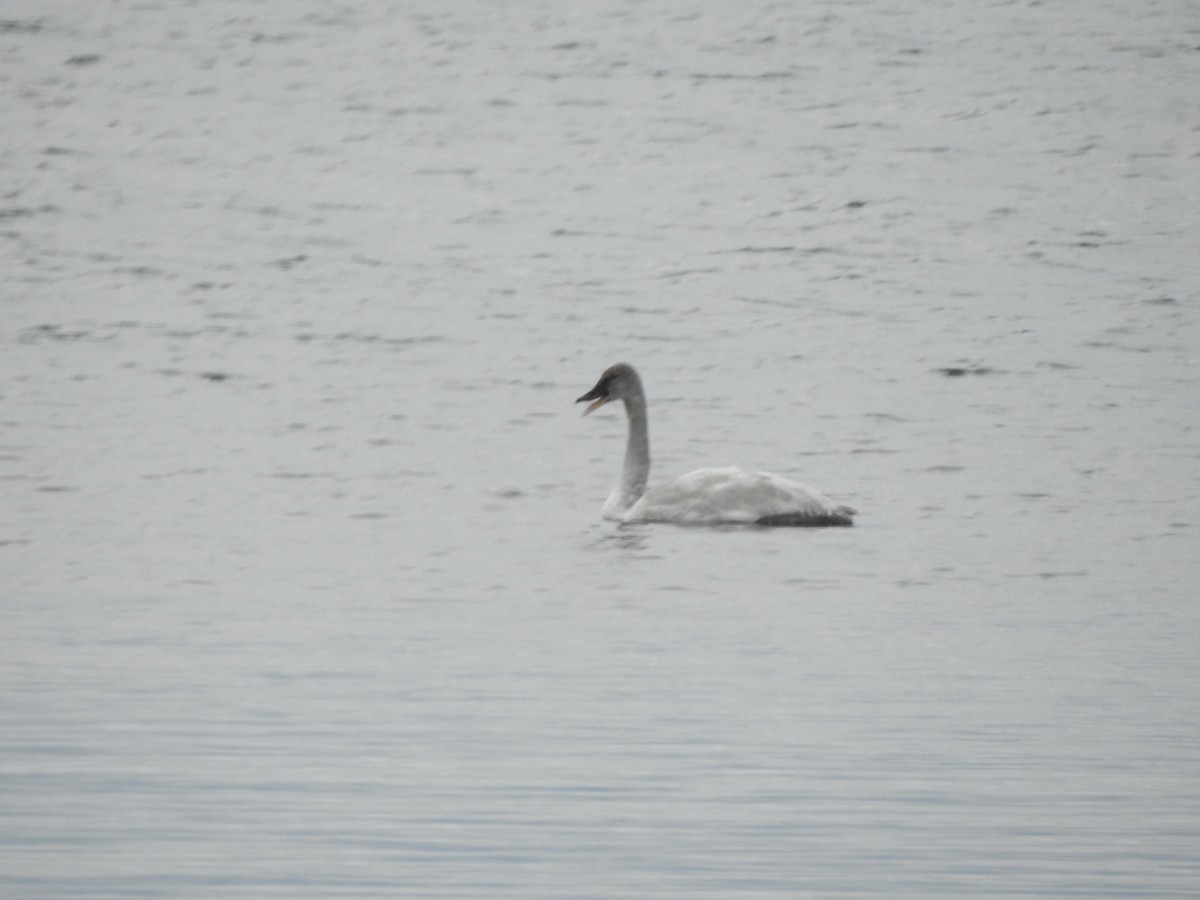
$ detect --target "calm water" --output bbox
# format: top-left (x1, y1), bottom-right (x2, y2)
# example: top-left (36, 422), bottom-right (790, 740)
top-left (3, 0), bottom-right (1199, 896)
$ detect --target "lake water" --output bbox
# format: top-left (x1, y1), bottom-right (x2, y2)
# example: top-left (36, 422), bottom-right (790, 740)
top-left (3, 0), bottom-right (1199, 896)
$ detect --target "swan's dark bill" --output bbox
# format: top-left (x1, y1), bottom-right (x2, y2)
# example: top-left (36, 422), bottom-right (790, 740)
top-left (576, 362), bottom-right (857, 527)
top-left (576, 375), bottom-right (612, 415)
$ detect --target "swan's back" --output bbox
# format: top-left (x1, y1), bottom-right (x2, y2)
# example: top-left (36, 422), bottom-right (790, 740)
top-left (625, 467), bottom-right (855, 527)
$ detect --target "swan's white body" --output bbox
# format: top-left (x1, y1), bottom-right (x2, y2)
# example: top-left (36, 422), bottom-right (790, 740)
top-left (578, 363), bottom-right (855, 527)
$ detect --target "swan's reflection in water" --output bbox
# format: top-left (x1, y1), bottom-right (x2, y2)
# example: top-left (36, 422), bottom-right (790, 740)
top-left (587, 525), bottom-right (653, 555)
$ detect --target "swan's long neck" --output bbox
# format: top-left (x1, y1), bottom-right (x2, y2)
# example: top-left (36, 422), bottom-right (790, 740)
top-left (604, 389), bottom-right (650, 518)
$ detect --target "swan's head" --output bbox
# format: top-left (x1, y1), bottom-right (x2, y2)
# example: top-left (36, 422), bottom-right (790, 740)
top-left (576, 362), bottom-right (641, 415)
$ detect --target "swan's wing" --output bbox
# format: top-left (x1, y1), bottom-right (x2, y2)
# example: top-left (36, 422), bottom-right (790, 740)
top-left (626, 467), bottom-right (855, 526)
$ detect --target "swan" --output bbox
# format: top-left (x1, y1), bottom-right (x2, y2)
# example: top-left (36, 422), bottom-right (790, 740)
top-left (576, 363), bottom-right (856, 526)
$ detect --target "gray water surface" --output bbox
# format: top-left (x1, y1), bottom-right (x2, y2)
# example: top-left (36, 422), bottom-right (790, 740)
top-left (3, 0), bottom-right (1199, 896)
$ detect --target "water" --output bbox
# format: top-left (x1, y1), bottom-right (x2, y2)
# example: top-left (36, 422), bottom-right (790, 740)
top-left (3, 0), bottom-right (1199, 895)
